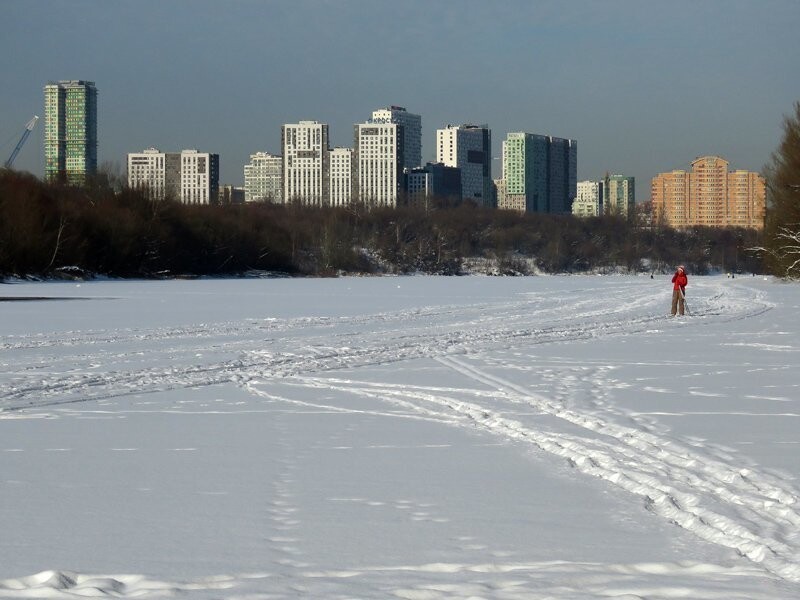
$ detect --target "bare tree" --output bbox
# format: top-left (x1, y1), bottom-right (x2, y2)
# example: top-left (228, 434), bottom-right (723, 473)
top-left (751, 225), bottom-right (800, 279)
top-left (759, 102), bottom-right (800, 277)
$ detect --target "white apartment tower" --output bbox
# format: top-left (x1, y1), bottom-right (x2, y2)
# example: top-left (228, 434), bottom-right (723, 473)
top-left (180, 149), bottom-right (219, 204)
top-left (128, 148), bottom-right (218, 204)
top-left (281, 121), bottom-right (330, 205)
top-left (436, 124), bottom-right (492, 206)
top-left (573, 180), bottom-right (603, 217)
top-left (329, 147), bottom-right (353, 206)
top-left (127, 148), bottom-right (180, 199)
top-left (371, 106), bottom-right (421, 170)
top-left (244, 152), bottom-right (282, 202)
top-left (354, 122), bottom-right (403, 207)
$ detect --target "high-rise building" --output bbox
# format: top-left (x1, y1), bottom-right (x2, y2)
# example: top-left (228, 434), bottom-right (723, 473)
top-left (44, 80), bottom-right (98, 184)
top-left (179, 150), bottom-right (219, 204)
top-left (494, 178), bottom-right (507, 209)
top-left (404, 162), bottom-right (461, 208)
top-left (281, 121), bottom-right (329, 205)
top-left (127, 148), bottom-right (180, 199)
top-left (501, 133), bottom-right (546, 213)
top-left (547, 136), bottom-right (578, 214)
top-left (500, 132), bottom-right (577, 214)
top-left (218, 185), bottom-right (245, 205)
top-left (728, 169), bottom-right (767, 229)
top-left (329, 147), bottom-right (353, 207)
top-left (602, 174), bottom-right (635, 218)
top-left (128, 148), bottom-right (218, 204)
top-left (573, 180), bottom-right (603, 217)
top-left (651, 170), bottom-right (689, 225)
top-left (651, 156), bottom-right (765, 229)
top-left (371, 106), bottom-right (421, 170)
top-left (353, 121), bottom-right (404, 207)
top-left (436, 124), bottom-right (492, 206)
top-left (244, 152), bottom-right (282, 202)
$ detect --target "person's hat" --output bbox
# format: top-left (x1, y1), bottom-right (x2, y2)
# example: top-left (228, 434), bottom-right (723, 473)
top-left (677, 265), bottom-right (685, 271)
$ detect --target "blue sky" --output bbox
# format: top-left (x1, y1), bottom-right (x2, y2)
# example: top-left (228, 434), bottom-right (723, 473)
top-left (2, 0), bottom-right (799, 199)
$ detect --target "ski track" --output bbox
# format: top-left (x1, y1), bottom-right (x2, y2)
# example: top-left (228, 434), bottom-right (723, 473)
top-left (305, 357), bottom-right (799, 582)
top-left (0, 279), bottom-right (731, 411)
top-left (2, 278), bottom-right (798, 589)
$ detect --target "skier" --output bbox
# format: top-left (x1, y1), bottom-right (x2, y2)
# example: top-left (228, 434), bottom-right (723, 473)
top-left (671, 265), bottom-right (688, 316)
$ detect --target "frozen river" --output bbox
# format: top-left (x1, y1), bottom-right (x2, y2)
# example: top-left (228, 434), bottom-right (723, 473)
top-left (1, 275), bottom-right (798, 598)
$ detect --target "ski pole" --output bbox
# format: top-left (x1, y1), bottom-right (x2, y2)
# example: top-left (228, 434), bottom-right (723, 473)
top-left (680, 289), bottom-right (690, 316)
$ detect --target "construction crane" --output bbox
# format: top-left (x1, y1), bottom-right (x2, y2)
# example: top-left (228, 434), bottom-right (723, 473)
top-left (3, 116), bottom-right (39, 169)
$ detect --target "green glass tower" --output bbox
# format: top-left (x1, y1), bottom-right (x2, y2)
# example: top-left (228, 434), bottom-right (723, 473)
top-left (502, 132), bottom-right (577, 214)
top-left (44, 80), bottom-right (97, 184)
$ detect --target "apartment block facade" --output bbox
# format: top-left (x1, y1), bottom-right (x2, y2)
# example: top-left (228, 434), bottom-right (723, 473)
top-left (728, 169), bottom-right (767, 228)
top-left (494, 178), bottom-right (507, 209)
top-left (219, 185), bottom-right (245, 205)
top-left (127, 148), bottom-right (180, 199)
top-left (603, 174), bottom-right (635, 218)
top-left (573, 180), bottom-right (603, 217)
top-left (179, 150), bottom-right (219, 204)
top-left (329, 147), bottom-right (353, 207)
top-left (44, 80), bottom-right (98, 184)
top-left (405, 162), bottom-right (462, 208)
top-left (547, 136), bottom-right (578, 214)
top-left (127, 148), bottom-right (218, 204)
top-left (244, 152), bottom-right (282, 202)
top-left (281, 121), bottom-right (329, 205)
top-left (436, 124), bottom-right (492, 206)
top-left (500, 132), bottom-right (577, 214)
top-left (353, 122), bottom-right (404, 207)
top-left (651, 156), bottom-right (765, 229)
top-left (370, 106), bottom-right (421, 170)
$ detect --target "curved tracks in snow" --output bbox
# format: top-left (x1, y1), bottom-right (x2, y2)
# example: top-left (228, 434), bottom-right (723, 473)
top-left (0, 277), bottom-right (754, 411)
top-left (1, 277), bottom-right (797, 583)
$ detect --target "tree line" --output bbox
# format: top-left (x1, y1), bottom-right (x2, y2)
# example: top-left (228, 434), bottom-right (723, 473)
top-left (0, 169), bottom-right (765, 280)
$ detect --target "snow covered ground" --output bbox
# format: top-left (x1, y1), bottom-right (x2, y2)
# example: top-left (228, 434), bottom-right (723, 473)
top-left (0, 274), bottom-right (798, 599)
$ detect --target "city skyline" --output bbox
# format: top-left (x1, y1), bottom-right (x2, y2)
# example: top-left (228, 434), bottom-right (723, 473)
top-left (2, 0), bottom-right (799, 197)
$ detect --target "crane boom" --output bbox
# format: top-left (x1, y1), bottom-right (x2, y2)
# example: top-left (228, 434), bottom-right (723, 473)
top-left (4, 116), bottom-right (39, 169)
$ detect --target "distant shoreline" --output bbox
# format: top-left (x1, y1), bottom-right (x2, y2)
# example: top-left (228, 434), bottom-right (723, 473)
top-left (0, 296), bottom-right (94, 302)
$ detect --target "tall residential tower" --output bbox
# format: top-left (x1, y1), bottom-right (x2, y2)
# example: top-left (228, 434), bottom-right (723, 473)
top-left (44, 80), bottom-right (98, 184)
top-left (244, 152), bottom-right (282, 202)
top-left (371, 106), bottom-right (421, 170)
top-left (179, 149), bottom-right (219, 204)
top-left (329, 147), bottom-right (353, 206)
top-left (281, 121), bottom-right (330, 205)
top-left (602, 174), bottom-right (636, 218)
top-left (353, 121), bottom-right (404, 207)
top-left (500, 132), bottom-right (577, 214)
top-left (436, 124), bottom-right (492, 206)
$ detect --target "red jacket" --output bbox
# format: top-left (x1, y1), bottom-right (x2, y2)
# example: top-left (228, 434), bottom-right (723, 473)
top-left (672, 271), bottom-right (688, 291)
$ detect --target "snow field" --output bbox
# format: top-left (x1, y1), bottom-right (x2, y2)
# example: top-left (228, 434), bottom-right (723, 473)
top-left (0, 275), bottom-right (798, 598)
